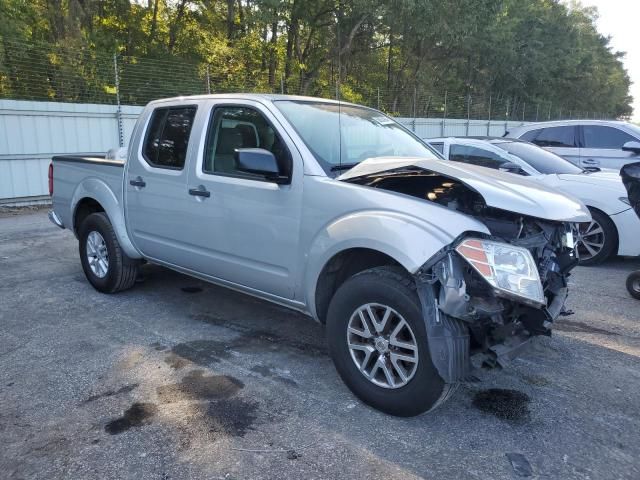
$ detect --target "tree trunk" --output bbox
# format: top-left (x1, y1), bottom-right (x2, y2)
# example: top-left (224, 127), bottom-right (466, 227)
top-left (226, 0), bottom-right (236, 40)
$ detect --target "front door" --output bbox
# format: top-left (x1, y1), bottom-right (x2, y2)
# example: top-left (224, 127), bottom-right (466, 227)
top-left (182, 100), bottom-right (303, 299)
top-left (124, 104), bottom-right (200, 266)
top-left (579, 124), bottom-right (640, 171)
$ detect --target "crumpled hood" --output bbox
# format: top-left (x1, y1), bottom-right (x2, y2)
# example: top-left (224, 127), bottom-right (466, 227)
top-left (557, 170), bottom-right (626, 193)
top-left (338, 157), bottom-right (591, 223)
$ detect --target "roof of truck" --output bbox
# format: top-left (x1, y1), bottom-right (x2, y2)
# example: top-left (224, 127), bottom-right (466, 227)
top-left (147, 93), bottom-right (357, 107)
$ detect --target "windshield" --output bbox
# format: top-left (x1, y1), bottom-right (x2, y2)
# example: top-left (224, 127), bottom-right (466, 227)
top-left (493, 141), bottom-right (583, 175)
top-left (274, 100), bottom-right (439, 174)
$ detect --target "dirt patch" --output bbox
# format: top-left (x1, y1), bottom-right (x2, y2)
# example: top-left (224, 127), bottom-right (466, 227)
top-left (104, 402), bottom-right (158, 435)
top-left (156, 370), bottom-right (244, 403)
top-left (164, 352), bottom-right (192, 370)
top-left (472, 388), bottom-right (530, 422)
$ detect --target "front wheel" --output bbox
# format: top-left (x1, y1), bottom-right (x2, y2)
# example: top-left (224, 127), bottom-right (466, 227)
top-left (326, 266), bottom-right (456, 417)
top-left (78, 212), bottom-right (139, 293)
top-left (576, 209), bottom-right (617, 265)
top-left (627, 271), bottom-right (640, 300)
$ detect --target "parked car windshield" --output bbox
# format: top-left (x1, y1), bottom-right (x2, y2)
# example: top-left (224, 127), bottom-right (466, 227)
top-left (494, 141), bottom-right (584, 175)
top-left (274, 100), bottom-right (439, 174)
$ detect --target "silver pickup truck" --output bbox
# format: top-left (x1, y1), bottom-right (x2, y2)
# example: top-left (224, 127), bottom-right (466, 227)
top-left (49, 94), bottom-right (590, 416)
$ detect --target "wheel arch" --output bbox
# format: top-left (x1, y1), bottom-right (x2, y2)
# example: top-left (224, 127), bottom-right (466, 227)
top-left (585, 205), bottom-right (620, 255)
top-left (70, 178), bottom-right (141, 259)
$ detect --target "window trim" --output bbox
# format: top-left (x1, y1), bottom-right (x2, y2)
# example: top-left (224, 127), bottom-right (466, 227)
top-left (201, 103), bottom-right (293, 184)
top-left (141, 105), bottom-right (198, 171)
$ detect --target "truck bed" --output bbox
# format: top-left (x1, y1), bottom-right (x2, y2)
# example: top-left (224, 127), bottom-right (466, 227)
top-left (51, 155), bottom-right (125, 232)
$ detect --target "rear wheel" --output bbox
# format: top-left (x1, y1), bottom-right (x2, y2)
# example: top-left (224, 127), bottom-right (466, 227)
top-left (576, 209), bottom-right (617, 265)
top-left (78, 212), bottom-right (139, 293)
top-left (326, 266), bottom-right (455, 416)
top-left (627, 271), bottom-right (640, 300)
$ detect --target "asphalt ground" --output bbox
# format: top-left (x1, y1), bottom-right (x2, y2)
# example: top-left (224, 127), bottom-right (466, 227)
top-left (1, 210), bottom-right (639, 480)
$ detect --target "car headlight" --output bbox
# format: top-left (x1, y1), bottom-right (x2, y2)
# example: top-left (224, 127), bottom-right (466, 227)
top-left (456, 238), bottom-right (545, 306)
top-left (619, 197), bottom-right (630, 206)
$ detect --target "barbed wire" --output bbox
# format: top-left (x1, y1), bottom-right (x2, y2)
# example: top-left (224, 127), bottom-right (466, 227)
top-left (0, 37), bottom-right (615, 121)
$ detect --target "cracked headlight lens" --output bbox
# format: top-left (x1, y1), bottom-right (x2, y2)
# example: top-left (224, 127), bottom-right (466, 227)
top-left (456, 238), bottom-right (545, 306)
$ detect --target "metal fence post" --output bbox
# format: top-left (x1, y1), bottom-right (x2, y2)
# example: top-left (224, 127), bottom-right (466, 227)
top-left (113, 53), bottom-right (124, 148)
top-left (522, 102), bottom-right (525, 122)
top-left (505, 99), bottom-right (509, 134)
top-left (466, 93), bottom-right (471, 136)
top-left (535, 104), bottom-right (539, 122)
top-left (412, 86), bottom-right (417, 132)
top-left (206, 65), bottom-right (211, 94)
top-left (377, 87), bottom-right (380, 110)
top-left (487, 94), bottom-right (492, 136)
top-left (442, 91), bottom-right (447, 136)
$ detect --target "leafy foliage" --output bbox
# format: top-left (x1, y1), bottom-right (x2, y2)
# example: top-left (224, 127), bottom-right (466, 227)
top-left (0, 0), bottom-right (632, 117)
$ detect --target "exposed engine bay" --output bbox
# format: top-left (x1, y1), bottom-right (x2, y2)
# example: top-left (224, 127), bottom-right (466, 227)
top-left (344, 167), bottom-right (579, 380)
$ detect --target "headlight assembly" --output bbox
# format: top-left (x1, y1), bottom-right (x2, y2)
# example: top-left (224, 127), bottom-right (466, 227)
top-left (456, 238), bottom-right (545, 306)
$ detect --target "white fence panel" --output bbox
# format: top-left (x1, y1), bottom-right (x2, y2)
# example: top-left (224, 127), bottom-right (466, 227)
top-left (0, 100), bottom-right (143, 204)
top-left (396, 118), bottom-right (529, 138)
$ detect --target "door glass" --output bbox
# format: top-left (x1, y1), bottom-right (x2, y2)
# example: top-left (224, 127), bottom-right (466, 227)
top-left (449, 144), bottom-right (507, 169)
top-left (531, 126), bottom-right (577, 148)
top-left (582, 125), bottom-right (636, 149)
top-left (204, 106), bottom-right (291, 179)
top-left (142, 106), bottom-right (197, 169)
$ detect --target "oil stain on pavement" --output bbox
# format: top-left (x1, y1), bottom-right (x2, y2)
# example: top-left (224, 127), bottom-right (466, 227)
top-left (472, 388), bottom-right (530, 422)
top-left (105, 403), bottom-right (158, 435)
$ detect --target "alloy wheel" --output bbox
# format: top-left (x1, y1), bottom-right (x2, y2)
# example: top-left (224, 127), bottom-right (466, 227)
top-left (576, 219), bottom-right (605, 261)
top-left (346, 303), bottom-right (419, 389)
top-left (86, 231), bottom-right (109, 278)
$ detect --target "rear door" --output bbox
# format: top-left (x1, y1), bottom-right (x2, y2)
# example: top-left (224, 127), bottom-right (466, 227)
top-left (181, 99), bottom-right (303, 299)
top-left (124, 103), bottom-right (200, 265)
top-left (579, 124), bottom-right (640, 170)
top-left (526, 126), bottom-right (581, 166)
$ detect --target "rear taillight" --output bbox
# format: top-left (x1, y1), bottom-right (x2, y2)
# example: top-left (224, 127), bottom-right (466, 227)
top-left (48, 163), bottom-right (53, 196)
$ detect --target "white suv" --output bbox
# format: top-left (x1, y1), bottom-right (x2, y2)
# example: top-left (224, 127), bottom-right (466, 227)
top-left (505, 120), bottom-right (640, 171)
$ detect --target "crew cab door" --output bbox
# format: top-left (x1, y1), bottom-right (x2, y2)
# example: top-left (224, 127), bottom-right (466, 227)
top-left (124, 103), bottom-right (200, 266)
top-left (182, 99), bottom-right (303, 299)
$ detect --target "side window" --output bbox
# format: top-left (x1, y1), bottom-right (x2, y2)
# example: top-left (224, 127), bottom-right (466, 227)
top-left (430, 142), bottom-right (444, 154)
top-left (520, 129), bottom-right (540, 142)
top-left (582, 125), bottom-right (636, 149)
top-left (203, 106), bottom-right (291, 179)
top-left (531, 126), bottom-right (577, 148)
top-left (142, 106), bottom-right (197, 169)
top-left (449, 144), bottom-right (506, 169)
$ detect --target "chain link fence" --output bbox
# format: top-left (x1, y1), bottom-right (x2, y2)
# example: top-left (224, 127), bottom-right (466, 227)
top-left (0, 37), bottom-right (616, 121)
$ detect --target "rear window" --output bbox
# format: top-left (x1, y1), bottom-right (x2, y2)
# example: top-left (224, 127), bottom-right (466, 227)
top-left (142, 106), bottom-right (197, 170)
top-left (530, 126), bottom-right (577, 148)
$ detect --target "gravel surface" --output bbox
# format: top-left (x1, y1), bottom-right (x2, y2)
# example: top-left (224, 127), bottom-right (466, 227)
top-left (1, 211), bottom-right (639, 480)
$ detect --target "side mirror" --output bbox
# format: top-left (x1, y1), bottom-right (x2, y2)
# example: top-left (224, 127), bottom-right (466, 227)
top-left (499, 161), bottom-right (526, 175)
top-left (234, 148), bottom-right (289, 184)
top-left (622, 141), bottom-right (640, 154)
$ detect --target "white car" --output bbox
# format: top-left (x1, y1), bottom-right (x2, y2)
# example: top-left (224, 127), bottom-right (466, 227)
top-left (427, 137), bottom-right (640, 264)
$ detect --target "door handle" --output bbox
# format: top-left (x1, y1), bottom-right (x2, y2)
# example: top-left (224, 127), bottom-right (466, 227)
top-left (129, 176), bottom-right (146, 188)
top-left (583, 158), bottom-right (599, 165)
top-left (188, 186), bottom-right (211, 198)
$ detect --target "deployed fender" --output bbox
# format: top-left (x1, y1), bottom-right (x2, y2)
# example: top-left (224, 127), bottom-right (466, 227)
top-left (71, 177), bottom-right (142, 259)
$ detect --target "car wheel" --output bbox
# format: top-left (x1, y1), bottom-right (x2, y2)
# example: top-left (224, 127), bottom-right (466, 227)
top-left (627, 271), bottom-right (640, 300)
top-left (78, 212), bottom-right (139, 293)
top-left (326, 266), bottom-right (456, 417)
top-left (576, 209), bottom-right (617, 265)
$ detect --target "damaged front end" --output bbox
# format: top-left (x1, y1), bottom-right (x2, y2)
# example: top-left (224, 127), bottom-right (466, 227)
top-left (343, 165), bottom-right (583, 383)
top-left (414, 212), bottom-right (577, 383)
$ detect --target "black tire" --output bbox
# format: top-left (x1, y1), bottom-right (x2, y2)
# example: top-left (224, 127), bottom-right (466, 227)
top-left (578, 209), bottom-right (618, 266)
top-left (627, 271), bottom-right (640, 300)
top-left (78, 212), bottom-right (139, 293)
top-left (326, 266), bottom-right (456, 417)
